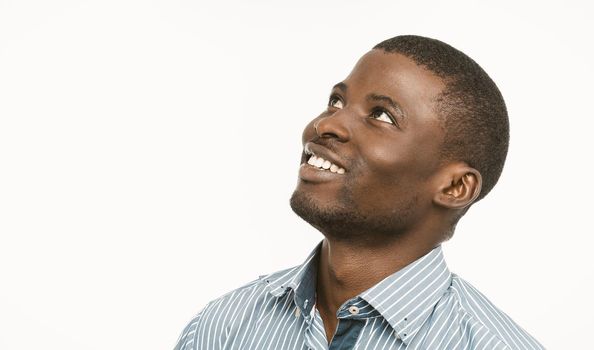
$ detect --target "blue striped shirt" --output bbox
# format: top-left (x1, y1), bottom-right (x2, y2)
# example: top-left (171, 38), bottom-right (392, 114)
top-left (174, 241), bottom-right (544, 349)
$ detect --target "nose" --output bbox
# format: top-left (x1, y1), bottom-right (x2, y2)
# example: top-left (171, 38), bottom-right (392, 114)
top-left (314, 110), bottom-right (351, 142)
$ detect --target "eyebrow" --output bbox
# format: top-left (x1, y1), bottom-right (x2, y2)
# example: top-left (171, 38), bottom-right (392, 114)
top-left (332, 82), bottom-right (348, 93)
top-left (330, 82), bottom-right (407, 126)
top-left (367, 93), bottom-right (406, 119)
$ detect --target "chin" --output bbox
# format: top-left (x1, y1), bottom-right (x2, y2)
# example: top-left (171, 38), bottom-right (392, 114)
top-left (289, 188), bottom-right (417, 244)
top-left (289, 189), bottom-right (365, 240)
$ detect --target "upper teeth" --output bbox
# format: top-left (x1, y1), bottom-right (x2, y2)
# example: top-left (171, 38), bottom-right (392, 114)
top-left (306, 154), bottom-right (345, 174)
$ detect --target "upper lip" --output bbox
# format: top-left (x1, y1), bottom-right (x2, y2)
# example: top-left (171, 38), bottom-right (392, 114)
top-left (304, 142), bottom-right (346, 170)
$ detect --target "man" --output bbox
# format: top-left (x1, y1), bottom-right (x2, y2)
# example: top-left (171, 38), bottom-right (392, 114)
top-left (174, 35), bottom-right (544, 349)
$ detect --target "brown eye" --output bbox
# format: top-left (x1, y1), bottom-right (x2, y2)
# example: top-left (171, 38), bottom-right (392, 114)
top-left (370, 108), bottom-right (395, 125)
top-left (328, 95), bottom-right (344, 109)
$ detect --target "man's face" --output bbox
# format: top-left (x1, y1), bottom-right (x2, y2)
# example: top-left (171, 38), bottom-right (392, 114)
top-left (290, 49), bottom-right (447, 244)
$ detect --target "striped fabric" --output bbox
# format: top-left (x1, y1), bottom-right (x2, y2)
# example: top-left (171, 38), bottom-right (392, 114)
top-left (174, 241), bottom-right (544, 350)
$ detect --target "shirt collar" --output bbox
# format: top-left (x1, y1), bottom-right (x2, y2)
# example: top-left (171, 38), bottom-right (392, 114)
top-left (360, 245), bottom-right (452, 345)
top-left (262, 241), bottom-right (452, 345)
top-left (262, 241), bottom-right (322, 317)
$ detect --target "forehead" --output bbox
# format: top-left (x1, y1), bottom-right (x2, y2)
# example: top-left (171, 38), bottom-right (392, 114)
top-left (343, 50), bottom-right (446, 122)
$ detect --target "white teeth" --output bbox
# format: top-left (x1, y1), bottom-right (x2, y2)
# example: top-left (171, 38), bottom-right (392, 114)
top-left (305, 153), bottom-right (346, 174)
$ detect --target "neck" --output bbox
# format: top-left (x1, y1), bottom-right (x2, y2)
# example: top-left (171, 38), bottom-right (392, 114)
top-left (315, 232), bottom-right (440, 317)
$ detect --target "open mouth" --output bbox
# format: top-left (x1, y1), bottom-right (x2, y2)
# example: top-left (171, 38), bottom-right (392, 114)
top-left (304, 150), bottom-right (345, 174)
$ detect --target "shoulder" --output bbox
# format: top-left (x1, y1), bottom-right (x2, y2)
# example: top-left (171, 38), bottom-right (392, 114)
top-left (173, 265), bottom-right (300, 350)
top-left (443, 274), bottom-right (545, 350)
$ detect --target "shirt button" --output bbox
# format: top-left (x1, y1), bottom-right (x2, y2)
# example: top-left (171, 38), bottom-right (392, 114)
top-left (348, 306), bottom-right (359, 315)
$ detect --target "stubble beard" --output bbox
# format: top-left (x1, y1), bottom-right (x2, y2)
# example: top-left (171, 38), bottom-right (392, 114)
top-left (289, 182), bottom-right (418, 247)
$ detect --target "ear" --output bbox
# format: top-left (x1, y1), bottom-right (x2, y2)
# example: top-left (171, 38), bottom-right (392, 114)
top-left (433, 163), bottom-right (482, 209)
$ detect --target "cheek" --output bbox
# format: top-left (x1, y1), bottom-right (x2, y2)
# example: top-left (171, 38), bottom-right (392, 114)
top-left (360, 139), bottom-right (438, 185)
top-left (362, 142), bottom-right (415, 176)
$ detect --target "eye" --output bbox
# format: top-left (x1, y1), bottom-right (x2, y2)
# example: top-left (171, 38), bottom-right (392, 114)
top-left (328, 95), bottom-right (344, 109)
top-left (370, 108), bottom-right (396, 125)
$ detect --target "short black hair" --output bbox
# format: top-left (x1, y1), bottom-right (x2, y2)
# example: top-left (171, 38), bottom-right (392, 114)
top-left (374, 35), bottom-right (509, 203)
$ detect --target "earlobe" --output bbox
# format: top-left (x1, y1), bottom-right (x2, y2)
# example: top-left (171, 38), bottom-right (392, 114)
top-left (433, 165), bottom-right (482, 210)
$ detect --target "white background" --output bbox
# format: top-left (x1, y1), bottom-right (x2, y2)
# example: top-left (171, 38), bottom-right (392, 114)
top-left (1, 1), bottom-right (592, 349)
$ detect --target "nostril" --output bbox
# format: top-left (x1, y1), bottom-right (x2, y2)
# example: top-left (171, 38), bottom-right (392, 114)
top-left (313, 113), bottom-right (350, 142)
top-left (319, 131), bottom-right (340, 139)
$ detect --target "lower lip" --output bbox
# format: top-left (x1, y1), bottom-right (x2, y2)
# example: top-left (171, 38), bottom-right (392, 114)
top-left (298, 163), bottom-right (344, 183)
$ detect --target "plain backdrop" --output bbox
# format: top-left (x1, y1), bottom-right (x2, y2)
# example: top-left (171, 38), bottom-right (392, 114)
top-left (1, 1), bottom-right (593, 349)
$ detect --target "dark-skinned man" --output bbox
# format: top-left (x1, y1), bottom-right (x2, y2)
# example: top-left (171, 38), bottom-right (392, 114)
top-left (174, 35), bottom-right (544, 350)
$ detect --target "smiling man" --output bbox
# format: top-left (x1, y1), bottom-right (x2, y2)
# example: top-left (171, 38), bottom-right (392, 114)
top-left (174, 35), bottom-right (544, 350)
